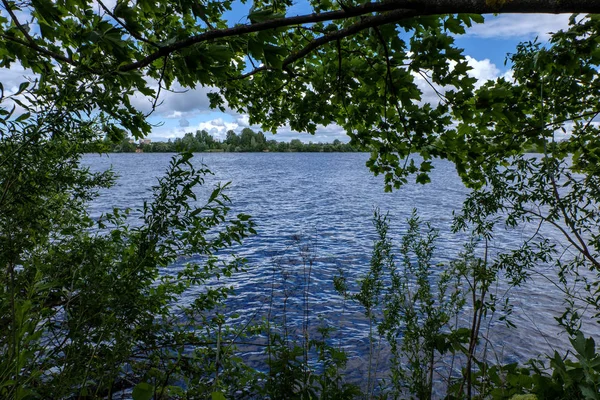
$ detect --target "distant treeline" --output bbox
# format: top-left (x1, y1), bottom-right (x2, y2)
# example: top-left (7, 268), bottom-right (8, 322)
top-left (93, 128), bottom-right (363, 153)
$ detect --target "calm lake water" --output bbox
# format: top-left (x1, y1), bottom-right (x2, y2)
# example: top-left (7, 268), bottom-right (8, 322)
top-left (82, 152), bottom-right (587, 377)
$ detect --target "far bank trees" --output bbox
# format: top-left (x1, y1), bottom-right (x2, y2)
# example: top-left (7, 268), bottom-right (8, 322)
top-left (105, 128), bottom-right (360, 152)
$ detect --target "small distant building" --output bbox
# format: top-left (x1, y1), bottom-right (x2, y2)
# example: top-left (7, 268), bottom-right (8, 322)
top-left (139, 138), bottom-right (151, 145)
top-left (135, 147), bottom-right (143, 153)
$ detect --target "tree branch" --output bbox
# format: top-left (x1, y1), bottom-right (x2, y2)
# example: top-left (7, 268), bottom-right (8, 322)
top-left (237, 9), bottom-right (416, 79)
top-left (0, 4), bottom-right (76, 67)
top-left (5, 0), bottom-right (600, 76)
top-left (118, 0), bottom-right (600, 73)
top-left (96, 0), bottom-right (159, 48)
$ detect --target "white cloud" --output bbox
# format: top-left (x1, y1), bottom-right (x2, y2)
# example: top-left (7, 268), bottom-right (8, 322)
top-left (196, 118), bottom-right (239, 140)
top-left (235, 114), bottom-right (251, 127)
top-left (92, 0), bottom-right (118, 12)
top-left (466, 56), bottom-right (500, 88)
top-left (0, 63), bottom-right (40, 117)
top-left (149, 117), bottom-right (245, 142)
top-left (502, 69), bottom-right (515, 82)
top-left (130, 80), bottom-right (215, 118)
top-left (0, 63), bottom-right (38, 95)
top-left (467, 14), bottom-right (570, 40)
top-left (148, 114), bottom-right (351, 143)
top-left (413, 56), bottom-right (503, 105)
top-left (413, 71), bottom-right (445, 105)
top-left (274, 123), bottom-right (348, 143)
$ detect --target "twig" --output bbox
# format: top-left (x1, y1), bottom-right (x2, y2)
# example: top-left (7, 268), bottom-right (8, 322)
top-left (97, 0), bottom-right (159, 47)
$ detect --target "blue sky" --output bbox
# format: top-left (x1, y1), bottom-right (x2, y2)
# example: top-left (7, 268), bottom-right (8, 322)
top-left (0, 3), bottom-right (572, 143)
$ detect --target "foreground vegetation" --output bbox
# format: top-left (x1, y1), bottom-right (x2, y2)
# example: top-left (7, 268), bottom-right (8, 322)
top-left (2, 0), bottom-right (600, 398)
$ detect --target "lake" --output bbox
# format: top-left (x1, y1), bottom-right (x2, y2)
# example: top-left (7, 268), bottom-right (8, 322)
top-left (82, 152), bottom-right (584, 380)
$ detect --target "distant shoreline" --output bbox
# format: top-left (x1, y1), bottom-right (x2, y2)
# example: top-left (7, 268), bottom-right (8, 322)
top-left (85, 150), bottom-right (370, 154)
top-left (85, 128), bottom-right (365, 153)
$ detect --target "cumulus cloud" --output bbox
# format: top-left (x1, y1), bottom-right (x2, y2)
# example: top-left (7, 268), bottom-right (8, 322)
top-left (0, 63), bottom-right (40, 117)
top-left (92, 0), bottom-right (118, 12)
top-left (149, 117), bottom-right (247, 142)
top-left (465, 56), bottom-right (501, 88)
top-left (413, 71), bottom-right (445, 106)
top-left (467, 14), bottom-right (570, 40)
top-left (148, 114), bottom-right (351, 143)
top-left (196, 118), bottom-right (240, 140)
top-left (179, 118), bottom-right (190, 128)
top-left (129, 79), bottom-right (216, 118)
top-left (235, 114), bottom-right (251, 127)
top-left (274, 123), bottom-right (348, 143)
top-left (502, 69), bottom-right (515, 82)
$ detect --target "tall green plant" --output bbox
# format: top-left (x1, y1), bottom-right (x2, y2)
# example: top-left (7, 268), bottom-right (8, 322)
top-left (447, 19), bottom-right (600, 395)
top-left (262, 234), bottom-right (361, 399)
top-left (0, 79), bottom-right (257, 398)
top-left (340, 210), bottom-right (481, 399)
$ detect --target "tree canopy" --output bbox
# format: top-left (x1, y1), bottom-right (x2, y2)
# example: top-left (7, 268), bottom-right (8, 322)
top-left (3, 0), bottom-right (600, 188)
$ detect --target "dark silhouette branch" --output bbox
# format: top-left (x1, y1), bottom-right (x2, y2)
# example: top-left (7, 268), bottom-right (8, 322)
top-left (0, 22), bottom-right (76, 66)
top-left (236, 9), bottom-right (417, 79)
top-left (117, 0), bottom-right (600, 73)
top-left (5, 0), bottom-right (600, 77)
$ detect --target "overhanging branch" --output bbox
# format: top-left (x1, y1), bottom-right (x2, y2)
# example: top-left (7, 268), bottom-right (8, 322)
top-left (118, 0), bottom-right (600, 73)
top-left (4, 0), bottom-right (600, 76)
top-left (236, 9), bottom-right (417, 79)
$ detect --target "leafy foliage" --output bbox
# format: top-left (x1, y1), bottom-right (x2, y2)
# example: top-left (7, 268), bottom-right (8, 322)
top-left (4, 0), bottom-right (600, 399)
top-left (0, 87), bottom-right (257, 397)
top-left (0, 0), bottom-right (564, 188)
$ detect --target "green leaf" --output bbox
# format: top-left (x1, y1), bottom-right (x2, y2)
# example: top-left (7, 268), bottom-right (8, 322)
top-left (469, 14), bottom-right (485, 24)
top-left (571, 332), bottom-right (596, 361)
top-left (14, 112), bottom-right (30, 122)
top-left (248, 7), bottom-right (283, 23)
top-left (247, 37), bottom-right (263, 60)
top-left (212, 392), bottom-right (226, 400)
top-left (132, 382), bottom-right (154, 400)
top-left (581, 385), bottom-right (599, 400)
top-left (31, 0), bottom-right (62, 22)
top-left (207, 45), bottom-right (232, 63)
top-left (89, 31), bottom-right (102, 43)
top-left (208, 187), bottom-right (221, 202)
top-left (415, 172), bottom-right (431, 184)
top-left (444, 17), bottom-right (465, 34)
top-left (15, 82), bottom-right (28, 95)
top-left (263, 44), bottom-right (284, 69)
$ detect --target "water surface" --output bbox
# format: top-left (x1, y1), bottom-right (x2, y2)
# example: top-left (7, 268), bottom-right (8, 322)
top-left (82, 152), bottom-right (586, 377)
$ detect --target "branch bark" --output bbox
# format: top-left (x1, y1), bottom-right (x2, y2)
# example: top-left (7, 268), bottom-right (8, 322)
top-left (4, 0), bottom-right (600, 75)
top-left (117, 0), bottom-right (600, 73)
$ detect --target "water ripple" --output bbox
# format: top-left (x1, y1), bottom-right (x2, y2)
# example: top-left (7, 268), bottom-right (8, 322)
top-left (82, 152), bottom-right (595, 374)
